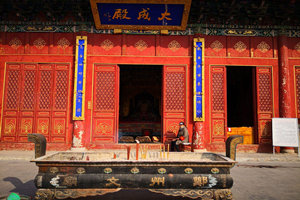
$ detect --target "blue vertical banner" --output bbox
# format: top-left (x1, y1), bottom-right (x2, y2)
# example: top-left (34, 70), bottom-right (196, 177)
top-left (194, 38), bottom-right (205, 121)
top-left (73, 36), bottom-right (87, 120)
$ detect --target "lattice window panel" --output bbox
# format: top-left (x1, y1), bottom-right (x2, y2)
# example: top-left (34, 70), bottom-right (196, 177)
top-left (5, 70), bottom-right (20, 109)
top-left (212, 73), bottom-right (225, 112)
top-left (258, 73), bottom-right (272, 112)
top-left (22, 70), bottom-right (36, 110)
top-left (54, 71), bottom-right (68, 110)
top-left (39, 71), bottom-right (52, 110)
top-left (296, 70), bottom-right (300, 113)
top-left (95, 71), bottom-right (115, 111)
top-left (165, 72), bottom-right (184, 111)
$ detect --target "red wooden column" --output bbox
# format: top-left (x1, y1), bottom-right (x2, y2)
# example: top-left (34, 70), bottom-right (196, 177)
top-left (278, 35), bottom-right (293, 118)
top-left (278, 35), bottom-right (295, 152)
top-left (193, 122), bottom-right (205, 149)
top-left (73, 121), bottom-right (85, 148)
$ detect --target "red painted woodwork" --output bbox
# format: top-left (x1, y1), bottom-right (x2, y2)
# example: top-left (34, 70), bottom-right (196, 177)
top-left (227, 36), bottom-right (250, 57)
top-left (28, 33), bottom-right (49, 54)
top-left (92, 64), bottom-right (119, 144)
top-left (162, 65), bottom-right (186, 143)
top-left (295, 67), bottom-right (300, 118)
top-left (0, 31), bottom-right (294, 152)
top-left (51, 33), bottom-right (74, 55)
top-left (1, 63), bottom-right (70, 143)
top-left (5, 33), bottom-right (26, 54)
top-left (205, 36), bottom-right (226, 57)
top-left (123, 35), bottom-right (156, 56)
top-left (288, 37), bottom-right (300, 58)
top-left (158, 36), bottom-right (190, 57)
top-left (279, 36), bottom-right (293, 118)
top-left (256, 67), bottom-right (273, 144)
top-left (251, 37), bottom-right (274, 58)
top-left (88, 34), bottom-right (122, 55)
top-left (210, 66), bottom-right (227, 143)
top-left (193, 122), bottom-right (205, 149)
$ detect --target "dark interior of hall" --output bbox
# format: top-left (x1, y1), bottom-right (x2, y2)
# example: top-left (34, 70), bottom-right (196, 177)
top-left (227, 66), bottom-right (255, 127)
top-left (118, 65), bottom-right (162, 143)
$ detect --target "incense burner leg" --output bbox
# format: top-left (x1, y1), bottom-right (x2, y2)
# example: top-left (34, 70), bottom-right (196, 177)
top-left (28, 133), bottom-right (47, 158)
top-left (225, 135), bottom-right (243, 160)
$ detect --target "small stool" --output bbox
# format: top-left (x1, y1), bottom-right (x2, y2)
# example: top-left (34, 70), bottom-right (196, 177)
top-left (179, 143), bottom-right (193, 152)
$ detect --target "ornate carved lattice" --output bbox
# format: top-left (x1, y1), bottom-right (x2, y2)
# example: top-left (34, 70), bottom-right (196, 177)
top-left (5, 70), bottom-right (20, 109)
top-left (210, 40), bottom-right (223, 52)
top-left (234, 41), bottom-right (246, 52)
top-left (258, 73), bottom-right (272, 112)
top-left (257, 41), bottom-right (270, 53)
top-left (296, 69), bottom-right (300, 113)
top-left (101, 39), bottom-right (114, 51)
top-left (33, 38), bottom-right (46, 49)
top-left (165, 72), bottom-right (184, 111)
top-left (212, 73), bottom-right (225, 112)
top-left (55, 71), bottom-right (68, 110)
top-left (57, 38), bottom-right (70, 50)
top-left (168, 40), bottom-right (181, 52)
top-left (95, 72), bottom-right (115, 111)
top-left (22, 70), bottom-right (36, 110)
top-left (39, 71), bottom-right (52, 110)
top-left (135, 40), bottom-right (148, 52)
top-left (9, 38), bottom-right (22, 49)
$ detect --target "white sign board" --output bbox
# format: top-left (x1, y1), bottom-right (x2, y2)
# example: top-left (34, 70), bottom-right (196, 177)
top-left (272, 118), bottom-right (299, 147)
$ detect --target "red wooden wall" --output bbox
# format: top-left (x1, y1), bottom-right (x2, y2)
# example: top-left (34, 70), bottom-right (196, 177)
top-left (0, 31), bottom-right (299, 151)
top-left (0, 32), bottom-right (75, 150)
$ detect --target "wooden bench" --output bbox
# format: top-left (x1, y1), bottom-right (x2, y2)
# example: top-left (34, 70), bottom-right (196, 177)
top-left (179, 142), bottom-right (193, 152)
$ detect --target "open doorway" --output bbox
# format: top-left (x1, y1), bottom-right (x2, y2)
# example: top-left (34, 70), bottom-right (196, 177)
top-left (227, 66), bottom-right (256, 144)
top-left (118, 65), bottom-right (162, 143)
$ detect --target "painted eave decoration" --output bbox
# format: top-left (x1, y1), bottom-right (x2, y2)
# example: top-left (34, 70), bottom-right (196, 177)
top-left (90, 0), bottom-right (192, 30)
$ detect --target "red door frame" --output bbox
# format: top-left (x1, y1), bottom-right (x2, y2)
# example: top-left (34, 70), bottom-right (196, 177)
top-left (209, 64), bottom-right (274, 148)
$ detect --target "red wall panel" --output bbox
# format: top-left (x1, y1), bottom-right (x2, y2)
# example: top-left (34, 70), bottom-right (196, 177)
top-left (0, 32), bottom-right (5, 54)
top-left (5, 33), bottom-right (26, 54)
top-left (228, 36), bottom-right (250, 57)
top-left (288, 37), bottom-right (300, 58)
top-left (252, 37), bottom-right (274, 58)
top-left (51, 33), bottom-right (74, 55)
top-left (88, 34), bottom-right (122, 55)
top-left (158, 36), bottom-right (190, 57)
top-left (123, 35), bottom-right (155, 56)
top-left (29, 33), bottom-right (49, 54)
top-left (205, 36), bottom-right (226, 57)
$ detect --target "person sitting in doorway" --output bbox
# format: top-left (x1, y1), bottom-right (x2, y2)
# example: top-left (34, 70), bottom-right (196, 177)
top-left (171, 122), bottom-right (189, 151)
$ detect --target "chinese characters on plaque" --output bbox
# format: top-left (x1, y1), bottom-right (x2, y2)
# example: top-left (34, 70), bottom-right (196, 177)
top-left (90, 0), bottom-right (191, 30)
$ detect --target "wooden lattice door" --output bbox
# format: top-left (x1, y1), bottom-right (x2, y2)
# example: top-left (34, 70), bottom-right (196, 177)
top-left (92, 65), bottom-right (119, 144)
top-left (210, 66), bottom-right (227, 143)
top-left (162, 65), bottom-right (186, 143)
top-left (256, 67), bottom-right (273, 144)
top-left (1, 63), bottom-right (70, 143)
